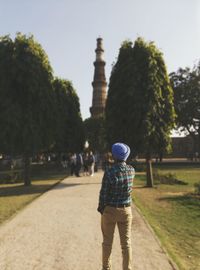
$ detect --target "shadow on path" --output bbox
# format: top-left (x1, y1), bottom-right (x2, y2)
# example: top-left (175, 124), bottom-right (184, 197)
top-left (0, 184), bottom-right (56, 197)
top-left (0, 180), bottom-right (99, 197)
top-left (55, 181), bottom-right (99, 189)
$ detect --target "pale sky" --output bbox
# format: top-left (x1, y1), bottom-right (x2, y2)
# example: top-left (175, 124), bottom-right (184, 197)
top-left (0, 0), bottom-right (200, 121)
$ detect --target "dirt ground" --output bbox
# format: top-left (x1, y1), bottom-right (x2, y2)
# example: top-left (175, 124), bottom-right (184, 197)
top-left (0, 172), bottom-right (178, 270)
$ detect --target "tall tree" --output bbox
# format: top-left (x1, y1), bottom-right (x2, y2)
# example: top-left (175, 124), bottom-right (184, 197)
top-left (0, 33), bottom-right (55, 185)
top-left (53, 78), bottom-right (85, 154)
top-left (170, 64), bottom-right (200, 154)
top-left (106, 38), bottom-right (176, 187)
top-left (105, 40), bottom-right (134, 145)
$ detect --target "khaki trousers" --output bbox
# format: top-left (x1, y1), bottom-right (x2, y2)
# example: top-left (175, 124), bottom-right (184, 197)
top-left (101, 206), bottom-right (132, 270)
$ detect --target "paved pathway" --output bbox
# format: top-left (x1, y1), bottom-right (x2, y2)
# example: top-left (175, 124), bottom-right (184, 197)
top-left (0, 172), bottom-right (178, 270)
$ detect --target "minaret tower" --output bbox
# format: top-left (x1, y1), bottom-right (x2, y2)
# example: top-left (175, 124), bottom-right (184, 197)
top-left (90, 37), bottom-right (107, 118)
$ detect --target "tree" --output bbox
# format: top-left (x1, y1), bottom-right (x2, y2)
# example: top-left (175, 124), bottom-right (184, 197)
top-left (170, 64), bottom-right (200, 154)
top-left (106, 38), bottom-right (176, 187)
top-left (84, 116), bottom-right (107, 153)
top-left (0, 33), bottom-right (55, 185)
top-left (53, 78), bottom-right (85, 154)
top-left (105, 40), bottom-right (134, 145)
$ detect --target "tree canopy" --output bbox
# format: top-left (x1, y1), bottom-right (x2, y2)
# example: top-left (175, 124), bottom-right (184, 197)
top-left (0, 34), bottom-right (55, 156)
top-left (170, 64), bottom-right (200, 153)
top-left (53, 78), bottom-right (85, 153)
top-left (106, 38), bottom-right (176, 186)
top-left (0, 34), bottom-right (85, 184)
top-left (0, 34), bottom-right (56, 185)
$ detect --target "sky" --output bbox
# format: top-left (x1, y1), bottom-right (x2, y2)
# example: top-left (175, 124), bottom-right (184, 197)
top-left (0, 0), bottom-right (200, 122)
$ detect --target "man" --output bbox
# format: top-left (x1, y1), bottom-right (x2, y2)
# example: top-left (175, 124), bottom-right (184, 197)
top-left (75, 152), bottom-right (83, 177)
top-left (69, 153), bottom-right (76, 176)
top-left (98, 142), bottom-right (135, 270)
top-left (88, 151), bottom-right (95, 176)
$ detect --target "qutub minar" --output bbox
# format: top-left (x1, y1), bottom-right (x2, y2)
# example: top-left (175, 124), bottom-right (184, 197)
top-left (90, 37), bottom-right (107, 118)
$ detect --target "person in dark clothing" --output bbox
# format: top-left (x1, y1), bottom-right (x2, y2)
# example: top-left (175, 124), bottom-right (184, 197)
top-left (69, 153), bottom-right (76, 176)
top-left (75, 153), bottom-right (83, 177)
top-left (102, 152), bottom-right (114, 171)
top-left (83, 152), bottom-right (89, 176)
top-left (88, 151), bottom-right (95, 176)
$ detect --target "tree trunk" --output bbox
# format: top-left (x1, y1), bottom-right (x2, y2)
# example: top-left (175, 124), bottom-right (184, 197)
top-left (188, 130), bottom-right (196, 160)
top-left (24, 153), bottom-right (31, 186)
top-left (198, 130), bottom-right (200, 162)
top-left (159, 152), bottom-right (163, 162)
top-left (146, 156), bottom-right (153, 187)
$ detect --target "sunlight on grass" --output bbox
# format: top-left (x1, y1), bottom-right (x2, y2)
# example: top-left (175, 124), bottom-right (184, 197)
top-left (133, 165), bottom-right (200, 270)
top-left (0, 175), bottom-right (67, 225)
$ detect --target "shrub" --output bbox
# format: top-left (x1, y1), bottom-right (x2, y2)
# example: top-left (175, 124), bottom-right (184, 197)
top-left (194, 182), bottom-right (200, 195)
top-left (153, 170), bottom-right (187, 185)
top-left (0, 170), bottom-right (23, 184)
top-left (129, 160), bottom-right (146, 172)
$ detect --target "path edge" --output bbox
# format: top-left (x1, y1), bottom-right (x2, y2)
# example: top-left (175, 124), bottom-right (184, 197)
top-left (132, 203), bottom-right (180, 270)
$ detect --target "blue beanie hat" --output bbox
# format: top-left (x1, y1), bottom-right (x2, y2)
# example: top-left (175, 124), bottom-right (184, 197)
top-left (112, 142), bottom-right (130, 161)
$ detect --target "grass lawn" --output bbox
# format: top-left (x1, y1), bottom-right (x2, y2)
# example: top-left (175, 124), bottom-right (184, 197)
top-left (0, 168), bottom-right (67, 225)
top-left (133, 165), bottom-right (200, 270)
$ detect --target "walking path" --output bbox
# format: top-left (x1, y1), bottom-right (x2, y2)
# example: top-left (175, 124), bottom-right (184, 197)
top-left (0, 172), bottom-right (177, 270)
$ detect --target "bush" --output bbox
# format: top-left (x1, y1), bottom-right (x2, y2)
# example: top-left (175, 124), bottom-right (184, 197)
top-left (194, 182), bottom-right (200, 195)
top-left (153, 170), bottom-right (187, 185)
top-left (0, 169), bottom-right (23, 184)
top-left (129, 160), bottom-right (146, 172)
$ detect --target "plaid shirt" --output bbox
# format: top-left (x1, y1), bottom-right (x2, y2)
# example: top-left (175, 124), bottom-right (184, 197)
top-left (98, 162), bottom-right (135, 210)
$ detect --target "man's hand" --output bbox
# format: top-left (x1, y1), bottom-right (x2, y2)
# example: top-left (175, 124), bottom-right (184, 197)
top-left (97, 206), bottom-right (104, 215)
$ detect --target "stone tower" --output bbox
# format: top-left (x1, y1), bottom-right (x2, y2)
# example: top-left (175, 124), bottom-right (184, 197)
top-left (90, 37), bottom-right (107, 118)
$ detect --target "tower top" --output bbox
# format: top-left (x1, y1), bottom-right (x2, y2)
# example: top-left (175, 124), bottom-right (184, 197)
top-left (95, 37), bottom-right (105, 62)
top-left (90, 38), bottom-right (107, 118)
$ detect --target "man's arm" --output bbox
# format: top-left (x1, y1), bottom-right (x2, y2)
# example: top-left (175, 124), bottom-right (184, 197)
top-left (97, 171), bottom-right (110, 214)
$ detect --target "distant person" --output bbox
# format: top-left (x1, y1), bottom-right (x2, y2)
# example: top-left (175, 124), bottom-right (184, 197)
top-left (155, 154), bottom-right (159, 163)
top-left (94, 152), bottom-right (99, 172)
top-left (75, 153), bottom-right (83, 177)
top-left (88, 151), bottom-right (95, 176)
top-left (69, 153), bottom-right (76, 176)
top-left (98, 142), bottom-right (135, 270)
top-left (61, 154), bottom-right (68, 169)
top-left (83, 152), bottom-right (89, 176)
top-left (195, 152), bottom-right (199, 162)
top-left (102, 152), bottom-right (113, 171)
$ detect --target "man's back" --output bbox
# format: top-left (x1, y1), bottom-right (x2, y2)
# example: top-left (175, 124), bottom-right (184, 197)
top-left (100, 162), bottom-right (135, 208)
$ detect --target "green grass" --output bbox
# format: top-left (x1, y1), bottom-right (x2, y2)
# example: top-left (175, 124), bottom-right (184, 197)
top-left (133, 166), bottom-right (200, 270)
top-left (155, 165), bottom-right (200, 187)
top-left (0, 169), bottom-right (67, 225)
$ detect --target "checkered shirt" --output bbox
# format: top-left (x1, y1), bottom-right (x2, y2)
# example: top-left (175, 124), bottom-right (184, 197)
top-left (98, 162), bottom-right (135, 209)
